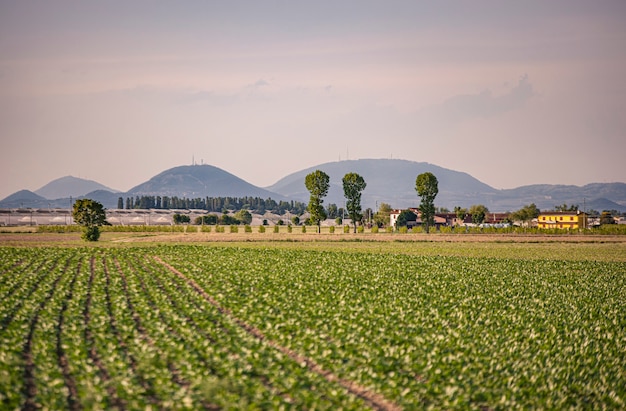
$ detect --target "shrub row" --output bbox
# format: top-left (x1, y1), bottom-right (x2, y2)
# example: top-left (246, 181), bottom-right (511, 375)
top-left (35, 224), bottom-right (626, 235)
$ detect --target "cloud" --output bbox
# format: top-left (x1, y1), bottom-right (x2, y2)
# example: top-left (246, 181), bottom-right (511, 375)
top-left (314, 75), bottom-right (537, 154)
top-left (250, 78), bottom-right (270, 88)
top-left (437, 75), bottom-right (534, 122)
top-left (176, 90), bottom-right (239, 106)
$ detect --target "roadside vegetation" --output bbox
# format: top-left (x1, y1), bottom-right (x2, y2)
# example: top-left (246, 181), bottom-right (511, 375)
top-left (33, 223), bottom-right (626, 236)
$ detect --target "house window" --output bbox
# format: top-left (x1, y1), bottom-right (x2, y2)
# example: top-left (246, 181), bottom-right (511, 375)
top-left (559, 216), bottom-right (563, 221)
top-left (570, 217), bottom-right (574, 221)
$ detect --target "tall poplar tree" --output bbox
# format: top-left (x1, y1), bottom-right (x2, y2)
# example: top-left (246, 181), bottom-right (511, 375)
top-left (415, 172), bottom-right (439, 233)
top-left (304, 170), bottom-right (330, 233)
top-left (342, 172), bottom-right (367, 233)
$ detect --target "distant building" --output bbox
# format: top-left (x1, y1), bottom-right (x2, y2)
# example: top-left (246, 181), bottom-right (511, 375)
top-left (484, 213), bottom-right (511, 224)
top-left (389, 208), bottom-right (448, 229)
top-left (389, 208), bottom-right (417, 227)
top-left (537, 211), bottom-right (588, 230)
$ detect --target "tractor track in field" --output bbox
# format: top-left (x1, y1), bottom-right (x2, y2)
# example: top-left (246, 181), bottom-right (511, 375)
top-left (140, 257), bottom-right (301, 406)
top-left (116, 257), bottom-right (220, 410)
top-left (154, 256), bottom-right (403, 411)
top-left (21, 258), bottom-right (68, 410)
top-left (102, 257), bottom-right (161, 408)
top-left (84, 256), bottom-right (126, 411)
top-left (55, 258), bottom-right (81, 411)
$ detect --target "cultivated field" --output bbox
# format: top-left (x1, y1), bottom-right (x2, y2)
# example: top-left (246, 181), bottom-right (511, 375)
top-left (1, 233), bottom-right (625, 409)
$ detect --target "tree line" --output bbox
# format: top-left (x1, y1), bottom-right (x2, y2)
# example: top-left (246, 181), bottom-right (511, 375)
top-left (118, 195), bottom-right (307, 215)
top-left (78, 174), bottom-right (621, 241)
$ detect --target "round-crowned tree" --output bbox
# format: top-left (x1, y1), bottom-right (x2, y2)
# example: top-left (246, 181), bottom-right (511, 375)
top-left (72, 199), bottom-right (109, 241)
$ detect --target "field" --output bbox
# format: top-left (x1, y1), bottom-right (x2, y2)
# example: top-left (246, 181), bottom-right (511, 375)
top-left (1, 233), bottom-right (625, 410)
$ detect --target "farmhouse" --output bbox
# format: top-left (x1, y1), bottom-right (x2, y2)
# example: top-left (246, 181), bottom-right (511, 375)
top-left (389, 208), bottom-right (417, 227)
top-left (537, 211), bottom-right (588, 230)
top-left (389, 208), bottom-right (448, 229)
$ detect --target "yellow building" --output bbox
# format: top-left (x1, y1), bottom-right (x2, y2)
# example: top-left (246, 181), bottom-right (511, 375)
top-left (537, 211), bottom-right (588, 230)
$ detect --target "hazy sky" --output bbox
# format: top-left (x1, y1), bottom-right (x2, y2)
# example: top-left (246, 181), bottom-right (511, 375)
top-left (1, 1), bottom-right (625, 199)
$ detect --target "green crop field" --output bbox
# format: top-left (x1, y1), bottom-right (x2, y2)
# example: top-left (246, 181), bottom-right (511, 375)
top-left (1, 240), bottom-right (625, 410)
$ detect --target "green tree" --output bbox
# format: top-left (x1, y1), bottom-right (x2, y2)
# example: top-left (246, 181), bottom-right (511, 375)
top-left (415, 172), bottom-right (439, 233)
top-left (469, 204), bottom-right (489, 225)
top-left (555, 203), bottom-right (579, 212)
top-left (600, 211), bottom-right (616, 225)
top-left (342, 172), bottom-right (367, 233)
top-left (234, 209), bottom-right (253, 225)
top-left (395, 209), bottom-right (417, 229)
top-left (373, 203), bottom-right (392, 227)
top-left (220, 214), bottom-right (239, 225)
top-left (510, 203), bottom-right (540, 227)
top-left (454, 206), bottom-right (467, 226)
top-left (194, 214), bottom-right (219, 225)
top-left (173, 214), bottom-right (190, 224)
top-left (72, 199), bottom-right (109, 241)
top-left (326, 203), bottom-right (339, 219)
top-left (304, 170), bottom-right (330, 233)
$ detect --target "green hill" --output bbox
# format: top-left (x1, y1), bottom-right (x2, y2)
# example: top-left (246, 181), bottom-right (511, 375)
top-left (127, 164), bottom-right (284, 200)
top-left (266, 159), bottom-right (498, 209)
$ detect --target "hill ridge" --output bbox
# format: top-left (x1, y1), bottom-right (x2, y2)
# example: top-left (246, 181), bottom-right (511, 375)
top-left (35, 175), bottom-right (119, 199)
top-left (2, 160), bottom-right (625, 212)
top-left (127, 164), bottom-right (284, 200)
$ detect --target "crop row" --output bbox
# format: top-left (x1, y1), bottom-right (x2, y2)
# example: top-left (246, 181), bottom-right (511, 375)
top-left (0, 247), bottom-right (372, 410)
top-left (158, 245), bottom-right (626, 410)
top-left (1, 245), bottom-right (625, 410)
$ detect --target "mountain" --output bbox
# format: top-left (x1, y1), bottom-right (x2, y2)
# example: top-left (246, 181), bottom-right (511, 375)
top-left (266, 159), bottom-right (498, 209)
top-left (2, 161), bottom-right (625, 212)
top-left (127, 164), bottom-right (284, 200)
top-left (0, 189), bottom-right (120, 209)
top-left (267, 159), bottom-right (626, 212)
top-left (81, 190), bottom-right (121, 209)
top-left (0, 190), bottom-right (48, 208)
top-left (35, 176), bottom-right (119, 200)
top-left (496, 183), bottom-right (626, 211)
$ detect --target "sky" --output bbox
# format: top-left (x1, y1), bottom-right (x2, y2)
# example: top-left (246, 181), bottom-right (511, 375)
top-left (1, 1), bottom-right (625, 199)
